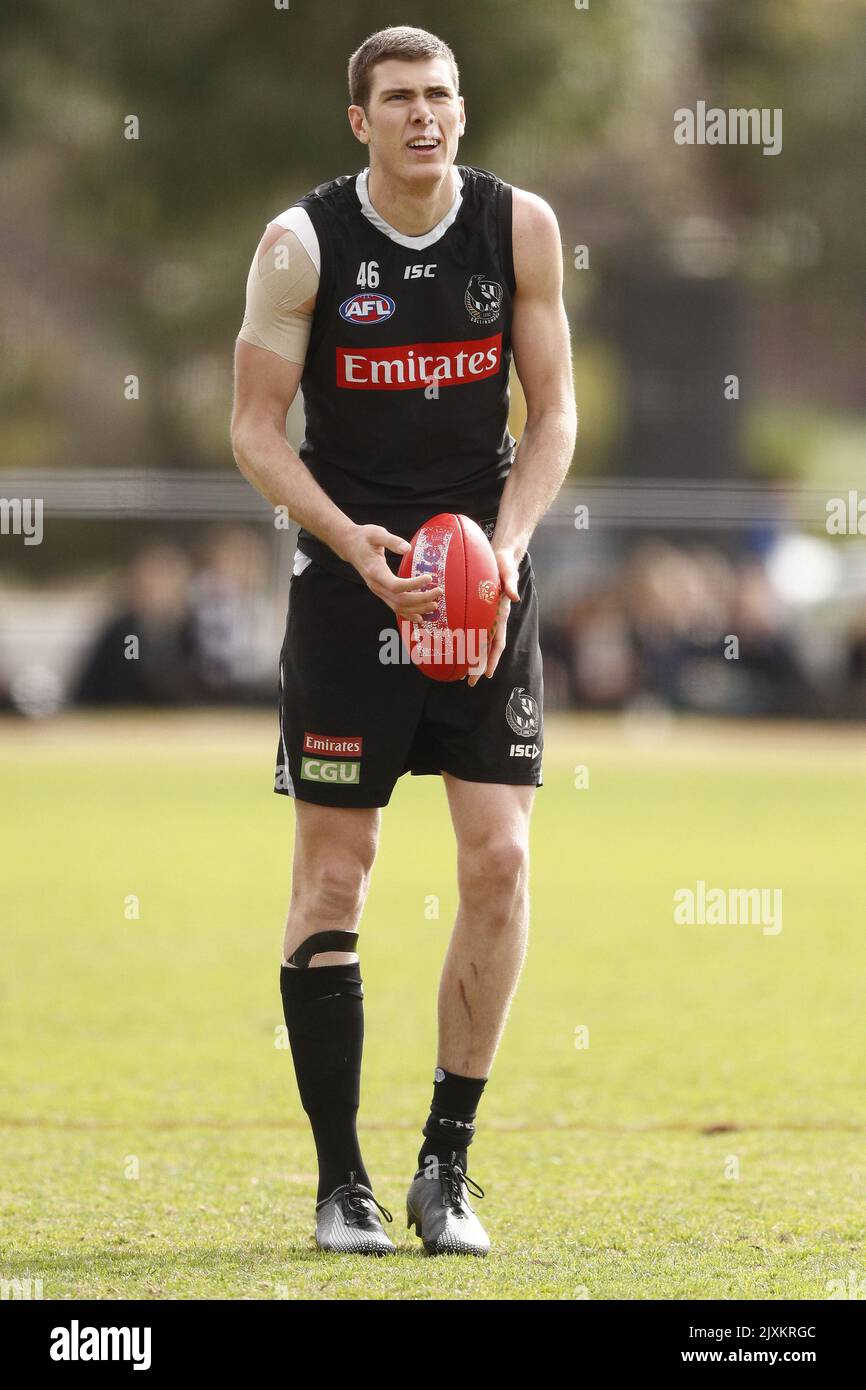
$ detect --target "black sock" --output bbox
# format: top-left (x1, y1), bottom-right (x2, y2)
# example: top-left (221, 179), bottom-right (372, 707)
top-left (280, 961), bottom-right (370, 1202)
top-left (417, 1068), bottom-right (487, 1177)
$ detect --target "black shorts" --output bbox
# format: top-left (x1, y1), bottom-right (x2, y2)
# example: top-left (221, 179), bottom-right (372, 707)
top-left (274, 547), bottom-right (544, 808)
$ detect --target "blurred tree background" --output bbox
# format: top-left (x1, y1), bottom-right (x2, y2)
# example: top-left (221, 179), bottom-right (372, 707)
top-left (1, 0), bottom-right (864, 486)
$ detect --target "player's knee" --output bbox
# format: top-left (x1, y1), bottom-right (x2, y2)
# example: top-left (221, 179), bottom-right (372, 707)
top-left (460, 835), bottom-right (528, 898)
top-left (298, 858), bottom-right (370, 925)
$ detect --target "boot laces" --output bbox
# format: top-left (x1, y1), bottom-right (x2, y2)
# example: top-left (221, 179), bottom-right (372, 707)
top-left (341, 1171), bottom-right (393, 1227)
top-left (440, 1161), bottom-right (485, 1214)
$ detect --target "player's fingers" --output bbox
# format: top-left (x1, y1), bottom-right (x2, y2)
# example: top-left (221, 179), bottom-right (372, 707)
top-left (387, 595), bottom-right (440, 622)
top-left (365, 562), bottom-right (441, 606)
top-left (467, 629), bottom-right (490, 686)
top-left (379, 531), bottom-right (412, 556)
top-left (392, 584), bottom-right (442, 609)
top-left (388, 572), bottom-right (444, 595)
top-left (479, 606), bottom-right (509, 681)
top-left (486, 633), bottom-right (506, 678)
top-left (503, 577), bottom-right (520, 603)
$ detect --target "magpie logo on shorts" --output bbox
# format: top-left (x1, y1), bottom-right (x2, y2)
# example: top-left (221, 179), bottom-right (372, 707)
top-left (505, 687), bottom-right (540, 738)
top-left (339, 292), bottom-right (396, 324)
top-left (465, 273), bottom-right (503, 325)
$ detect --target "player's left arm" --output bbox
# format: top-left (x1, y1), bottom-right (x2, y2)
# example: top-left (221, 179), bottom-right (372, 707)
top-left (470, 188), bottom-right (577, 685)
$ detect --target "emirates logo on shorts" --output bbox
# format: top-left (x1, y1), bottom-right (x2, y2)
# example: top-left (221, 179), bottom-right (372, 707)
top-left (303, 732), bottom-right (363, 756)
top-left (505, 687), bottom-right (540, 738)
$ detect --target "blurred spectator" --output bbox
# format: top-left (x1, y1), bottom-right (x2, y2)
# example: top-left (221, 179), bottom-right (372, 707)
top-left (548, 540), bottom-right (820, 717)
top-left (187, 526), bottom-right (274, 703)
top-left (845, 609), bottom-right (866, 716)
top-left (35, 525), bottom-right (866, 718)
top-left (72, 545), bottom-right (197, 705)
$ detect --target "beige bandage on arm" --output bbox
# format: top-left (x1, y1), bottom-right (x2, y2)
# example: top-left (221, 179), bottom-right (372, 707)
top-left (238, 227), bottom-right (319, 365)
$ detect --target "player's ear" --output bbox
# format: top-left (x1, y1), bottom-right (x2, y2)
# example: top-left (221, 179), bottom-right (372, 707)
top-left (458, 95), bottom-right (466, 136)
top-left (347, 104), bottom-right (370, 145)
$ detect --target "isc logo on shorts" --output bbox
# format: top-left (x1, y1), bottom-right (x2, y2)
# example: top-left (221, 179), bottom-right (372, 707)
top-left (339, 293), bottom-right (396, 324)
top-left (509, 743), bottom-right (540, 758)
top-left (300, 757), bottom-right (361, 784)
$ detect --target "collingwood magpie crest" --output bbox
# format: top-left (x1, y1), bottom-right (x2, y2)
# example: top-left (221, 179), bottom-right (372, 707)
top-left (465, 273), bottom-right (503, 325)
top-left (505, 686), bottom-right (540, 738)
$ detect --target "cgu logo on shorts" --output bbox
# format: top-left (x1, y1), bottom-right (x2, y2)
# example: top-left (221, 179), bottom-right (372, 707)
top-left (301, 731), bottom-right (362, 784)
top-left (339, 293), bottom-right (396, 324)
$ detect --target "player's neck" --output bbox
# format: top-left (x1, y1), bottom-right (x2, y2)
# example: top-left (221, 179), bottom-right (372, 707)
top-left (365, 164), bottom-right (458, 237)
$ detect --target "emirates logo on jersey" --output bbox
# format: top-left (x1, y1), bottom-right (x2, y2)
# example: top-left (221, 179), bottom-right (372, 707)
top-left (336, 333), bottom-right (502, 390)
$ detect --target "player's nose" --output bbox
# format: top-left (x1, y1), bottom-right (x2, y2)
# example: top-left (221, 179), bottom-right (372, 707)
top-left (409, 102), bottom-right (436, 125)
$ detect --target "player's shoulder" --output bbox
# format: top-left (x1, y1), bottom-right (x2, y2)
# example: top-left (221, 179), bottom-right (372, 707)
top-left (510, 187), bottom-right (563, 293)
top-left (458, 168), bottom-right (559, 241)
top-left (282, 172), bottom-right (357, 221)
top-left (511, 186), bottom-right (560, 238)
top-left (456, 164), bottom-right (512, 201)
top-left (302, 171), bottom-right (356, 205)
top-left (264, 173), bottom-right (355, 231)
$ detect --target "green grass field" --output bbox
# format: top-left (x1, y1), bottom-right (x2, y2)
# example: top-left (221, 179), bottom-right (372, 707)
top-left (1, 711), bottom-right (864, 1300)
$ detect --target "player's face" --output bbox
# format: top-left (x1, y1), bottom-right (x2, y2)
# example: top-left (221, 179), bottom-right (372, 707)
top-left (353, 58), bottom-right (465, 181)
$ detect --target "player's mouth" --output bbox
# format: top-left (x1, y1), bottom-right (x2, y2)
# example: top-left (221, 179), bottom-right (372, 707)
top-left (406, 135), bottom-right (442, 156)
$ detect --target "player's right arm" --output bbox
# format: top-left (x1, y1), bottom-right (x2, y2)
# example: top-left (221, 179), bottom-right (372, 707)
top-left (230, 223), bottom-right (441, 619)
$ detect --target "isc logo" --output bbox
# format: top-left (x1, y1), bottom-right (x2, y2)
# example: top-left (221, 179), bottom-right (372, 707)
top-left (509, 743), bottom-right (540, 758)
top-left (339, 293), bottom-right (396, 323)
top-left (403, 264), bottom-right (437, 279)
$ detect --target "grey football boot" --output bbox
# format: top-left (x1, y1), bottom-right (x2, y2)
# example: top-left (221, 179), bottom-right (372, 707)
top-left (315, 1171), bottom-right (396, 1255)
top-left (406, 1154), bottom-right (489, 1256)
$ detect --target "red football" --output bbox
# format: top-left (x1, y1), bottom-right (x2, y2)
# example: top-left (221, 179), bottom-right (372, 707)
top-left (397, 513), bottom-right (501, 682)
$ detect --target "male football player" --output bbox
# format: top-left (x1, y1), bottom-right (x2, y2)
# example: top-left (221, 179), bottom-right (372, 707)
top-left (231, 25), bottom-right (577, 1256)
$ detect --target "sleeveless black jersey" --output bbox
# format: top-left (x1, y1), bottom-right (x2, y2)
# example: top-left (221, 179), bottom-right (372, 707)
top-left (294, 165), bottom-right (516, 572)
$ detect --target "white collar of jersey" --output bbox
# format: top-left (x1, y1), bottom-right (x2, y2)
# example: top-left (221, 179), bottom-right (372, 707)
top-left (355, 166), bottom-right (463, 250)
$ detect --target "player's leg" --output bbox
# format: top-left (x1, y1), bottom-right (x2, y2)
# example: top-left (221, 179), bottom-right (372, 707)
top-left (407, 777), bottom-right (534, 1254)
top-left (438, 776), bottom-right (534, 1073)
top-left (282, 798), bottom-right (379, 965)
top-left (279, 800), bottom-right (395, 1252)
top-left (425, 776), bottom-right (533, 1162)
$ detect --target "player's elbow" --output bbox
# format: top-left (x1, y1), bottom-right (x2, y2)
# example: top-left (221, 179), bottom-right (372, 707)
top-left (230, 419), bottom-right (255, 478)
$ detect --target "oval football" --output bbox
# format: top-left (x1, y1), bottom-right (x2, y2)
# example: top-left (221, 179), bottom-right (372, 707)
top-left (397, 513), bottom-right (500, 681)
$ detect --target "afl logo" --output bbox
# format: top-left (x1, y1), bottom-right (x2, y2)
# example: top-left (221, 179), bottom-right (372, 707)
top-left (505, 686), bottom-right (540, 738)
top-left (339, 292), bottom-right (396, 324)
top-left (465, 274), bottom-right (503, 325)
top-left (478, 579), bottom-right (498, 604)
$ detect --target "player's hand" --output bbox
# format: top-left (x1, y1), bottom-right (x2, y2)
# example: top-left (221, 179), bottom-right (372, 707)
top-left (467, 546), bottom-right (521, 687)
top-left (341, 524), bottom-right (443, 621)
